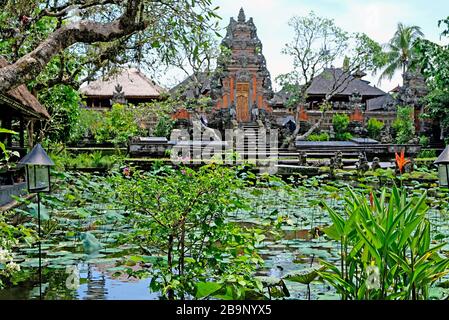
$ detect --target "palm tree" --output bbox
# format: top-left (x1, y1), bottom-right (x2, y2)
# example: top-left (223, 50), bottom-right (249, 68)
top-left (378, 23), bottom-right (424, 82)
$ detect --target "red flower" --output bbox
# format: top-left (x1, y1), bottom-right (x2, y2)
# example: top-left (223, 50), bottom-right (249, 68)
top-left (395, 150), bottom-right (410, 174)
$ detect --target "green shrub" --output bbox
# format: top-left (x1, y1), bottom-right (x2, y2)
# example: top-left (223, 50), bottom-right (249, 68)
top-left (419, 135), bottom-right (429, 147)
top-left (393, 106), bottom-right (415, 144)
top-left (319, 186), bottom-right (449, 300)
top-left (95, 104), bottom-right (141, 144)
top-left (153, 115), bottom-right (175, 138)
top-left (366, 118), bottom-right (384, 140)
top-left (69, 109), bottom-right (104, 144)
top-left (307, 133), bottom-right (330, 141)
top-left (417, 149), bottom-right (436, 159)
top-left (332, 114), bottom-right (352, 140)
top-left (72, 104), bottom-right (144, 145)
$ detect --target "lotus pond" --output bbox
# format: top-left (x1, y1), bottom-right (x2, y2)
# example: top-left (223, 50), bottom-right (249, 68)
top-left (1, 167), bottom-right (449, 300)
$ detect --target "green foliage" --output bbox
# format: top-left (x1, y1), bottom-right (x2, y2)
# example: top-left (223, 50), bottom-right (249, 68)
top-left (332, 114), bottom-right (352, 140)
top-left (366, 118), bottom-right (384, 140)
top-left (0, 211), bottom-right (34, 288)
top-left (153, 115), bottom-right (175, 138)
top-left (417, 149), bottom-right (436, 159)
top-left (419, 135), bottom-right (430, 147)
top-left (378, 23), bottom-right (424, 82)
top-left (95, 104), bottom-right (141, 145)
top-left (415, 18), bottom-right (449, 141)
top-left (393, 106), bottom-right (415, 144)
top-left (307, 133), bottom-right (330, 142)
top-left (0, 128), bottom-right (18, 165)
top-left (113, 165), bottom-right (265, 300)
top-left (71, 105), bottom-right (144, 145)
top-left (37, 84), bottom-right (81, 144)
top-left (69, 109), bottom-right (104, 143)
top-left (319, 186), bottom-right (449, 300)
top-left (50, 150), bottom-right (121, 170)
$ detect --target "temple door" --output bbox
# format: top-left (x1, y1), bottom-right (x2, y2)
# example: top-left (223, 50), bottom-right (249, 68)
top-left (236, 82), bottom-right (250, 122)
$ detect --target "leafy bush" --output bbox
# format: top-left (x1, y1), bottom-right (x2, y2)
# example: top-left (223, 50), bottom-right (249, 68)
top-left (37, 84), bottom-right (81, 144)
top-left (307, 133), bottom-right (330, 141)
top-left (417, 149), bottom-right (436, 159)
top-left (366, 118), bottom-right (384, 140)
top-left (332, 114), bottom-right (352, 140)
top-left (69, 109), bottom-right (104, 143)
top-left (71, 105), bottom-right (144, 145)
top-left (1, 211), bottom-right (34, 288)
top-left (153, 115), bottom-right (175, 138)
top-left (319, 186), bottom-right (449, 300)
top-left (113, 165), bottom-right (265, 300)
top-left (95, 104), bottom-right (141, 145)
top-left (393, 106), bottom-right (415, 144)
top-left (419, 135), bottom-right (429, 147)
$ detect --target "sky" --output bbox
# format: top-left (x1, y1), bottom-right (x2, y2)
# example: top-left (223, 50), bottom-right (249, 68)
top-left (159, 0), bottom-right (448, 93)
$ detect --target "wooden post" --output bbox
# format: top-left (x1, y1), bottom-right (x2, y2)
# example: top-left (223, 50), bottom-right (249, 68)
top-left (27, 120), bottom-right (34, 149)
top-left (5, 118), bottom-right (12, 148)
top-left (19, 117), bottom-right (25, 149)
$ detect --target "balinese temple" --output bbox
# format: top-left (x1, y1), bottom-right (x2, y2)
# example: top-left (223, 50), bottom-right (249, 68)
top-left (297, 67), bottom-right (397, 129)
top-left (171, 9), bottom-right (400, 131)
top-left (210, 8), bottom-right (274, 123)
top-left (80, 68), bottom-right (165, 109)
top-left (172, 8), bottom-right (274, 125)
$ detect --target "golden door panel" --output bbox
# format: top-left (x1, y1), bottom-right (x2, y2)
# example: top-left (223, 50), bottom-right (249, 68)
top-left (236, 82), bottom-right (250, 122)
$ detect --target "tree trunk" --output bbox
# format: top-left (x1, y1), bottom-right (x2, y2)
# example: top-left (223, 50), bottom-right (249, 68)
top-left (0, 1), bottom-right (145, 93)
top-left (167, 234), bottom-right (175, 300)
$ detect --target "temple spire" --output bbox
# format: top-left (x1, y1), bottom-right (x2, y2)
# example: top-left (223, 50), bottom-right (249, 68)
top-left (238, 7), bottom-right (246, 22)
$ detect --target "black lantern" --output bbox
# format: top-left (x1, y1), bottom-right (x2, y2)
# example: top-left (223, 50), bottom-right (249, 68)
top-left (18, 144), bottom-right (54, 300)
top-left (19, 143), bottom-right (54, 193)
top-left (435, 146), bottom-right (449, 188)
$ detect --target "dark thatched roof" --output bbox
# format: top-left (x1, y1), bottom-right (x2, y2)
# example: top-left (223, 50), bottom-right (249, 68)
top-left (271, 88), bottom-right (293, 106)
top-left (170, 72), bottom-right (211, 99)
top-left (306, 68), bottom-right (386, 98)
top-left (0, 57), bottom-right (50, 119)
top-left (366, 94), bottom-right (396, 111)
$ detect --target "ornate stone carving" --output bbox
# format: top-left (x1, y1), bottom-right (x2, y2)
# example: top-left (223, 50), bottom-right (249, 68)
top-left (111, 83), bottom-right (127, 105)
top-left (211, 8), bottom-right (274, 124)
top-left (371, 157), bottom-right (381, 171)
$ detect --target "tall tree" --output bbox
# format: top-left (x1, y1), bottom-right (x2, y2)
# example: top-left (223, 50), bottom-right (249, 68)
top-left (415, 17), bottom-right (449, 142)
top-left (280, 11), bottom-right (349, 93)
top-left (279, 11), bottom-right (386, 144)
top-left (0, 0), bottom-right (220, 94)
top-left (378, 22), bottom-right (424, 82)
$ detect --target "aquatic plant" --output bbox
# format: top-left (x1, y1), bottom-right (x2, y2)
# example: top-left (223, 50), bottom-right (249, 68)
top-left (319, 186), bottom-right (449, 300)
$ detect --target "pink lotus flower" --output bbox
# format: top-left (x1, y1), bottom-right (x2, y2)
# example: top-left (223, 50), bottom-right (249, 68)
top-left (123, 167), bottom-right (131, 177)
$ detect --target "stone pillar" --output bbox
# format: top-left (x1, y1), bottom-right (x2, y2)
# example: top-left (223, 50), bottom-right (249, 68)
top-left (230, 76), bottom-right (235, 103)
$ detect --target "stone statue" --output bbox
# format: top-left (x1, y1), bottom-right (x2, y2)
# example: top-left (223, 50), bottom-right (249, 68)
top-left (371, 157), bottom-right (381, 171)
top-left (329, 125), bottom-right (336, 140)
top-left (380, 126), bottom-right (393, 144)
top-left (356, 152), bottom-right (369, 172)
top-left (407, 137), bottom-right (420, 145)
top-left (298, 151), bottom-right (307, 166)
top-left (251, 106), bottom-right (259, 121)
top-left (111, 83), bottom-right (127, 105)
top-left (330, 151), bottom-right (343, 170)
top-left (229, 104), bottom-right (237, 120)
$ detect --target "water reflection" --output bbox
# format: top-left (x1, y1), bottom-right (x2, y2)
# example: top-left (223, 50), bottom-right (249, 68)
top-left (0, 263), bottom-right (158, 300)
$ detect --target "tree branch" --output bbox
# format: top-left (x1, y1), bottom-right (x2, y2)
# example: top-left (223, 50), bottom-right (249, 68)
top-left (0, 0), bottom-right (145, 93)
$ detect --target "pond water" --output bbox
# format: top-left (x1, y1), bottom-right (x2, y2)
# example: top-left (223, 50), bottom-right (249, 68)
top-left (1, 173), bottom-right (449, 300)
